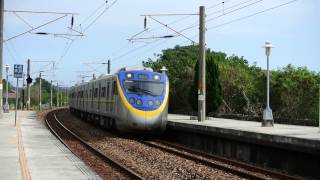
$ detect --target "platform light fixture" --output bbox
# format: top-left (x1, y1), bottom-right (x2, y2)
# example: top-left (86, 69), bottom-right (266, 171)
top-left (262, 42), bottom-right (274, 127)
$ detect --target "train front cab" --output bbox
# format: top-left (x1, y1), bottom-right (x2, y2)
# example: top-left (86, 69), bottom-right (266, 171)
top-left (115, 70), bottom-right (169, 133)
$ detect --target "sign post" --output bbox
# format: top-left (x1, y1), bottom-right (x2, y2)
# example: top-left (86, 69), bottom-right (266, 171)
top-left (14, 64), bottom-right (23, 126)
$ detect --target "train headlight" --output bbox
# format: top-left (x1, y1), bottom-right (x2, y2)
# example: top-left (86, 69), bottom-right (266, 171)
top-left (136, 99), bottom-right (142, 105)
top-left (126, 73), bottom-right (133, 79)
top-left (155, 100), bottom-right (161, 106)
top-left (153, 74), bottom-right (160, 80)
top-left (148, 100), bottom-right (154, 106)
top-left (129, 97), bottom-right (135, 104)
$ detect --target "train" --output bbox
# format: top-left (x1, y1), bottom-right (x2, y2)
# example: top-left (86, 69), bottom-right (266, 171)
top-left (69, 66), bottom-right (169, 133)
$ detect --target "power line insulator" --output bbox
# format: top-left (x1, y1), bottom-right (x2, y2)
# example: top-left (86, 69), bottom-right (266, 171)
top-left (71, 16), bottom-right (74, 28)
top-left (144, 16), bottom-right (147, 30)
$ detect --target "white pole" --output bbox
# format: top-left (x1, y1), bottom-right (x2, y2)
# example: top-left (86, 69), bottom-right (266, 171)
top-left (50, 80), bottom-right (53, 108)
top-left (4, 64), bottom-right (9, 113)
top-left (262, 42), bottom-right (274, 127)
top-left (15, 78), bottom-right (19, 126)
top-left (39, 72), bottom-right (42, 111)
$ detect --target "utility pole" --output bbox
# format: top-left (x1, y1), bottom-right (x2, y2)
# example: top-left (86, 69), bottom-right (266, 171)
top-left (4, 64), bottom-right (9, 113)
top-left (39, 72), bottom-right (42, 111)
top-left (50, 80), bottom-right (53, 108)
top-left (56, 82), bottom-right (59, 107)
top-left (60, 86), bottom-right (63, 106)
top-left (198, 6), bottom-right (206, 122)
top-left (65, 88), bottom-right (67, 106)
top-left (66, 88), bottom-right (68, 106)
top-left (0, 0), bottom-right (4, 118)
top-left (108, 60), bottom-right (111, 74)
top-left (27, 59), bottom-right (31, 110)
top-left (22, 73), bottom-right (25, 109)
top-left (15, 77), bottom-right (18, 125)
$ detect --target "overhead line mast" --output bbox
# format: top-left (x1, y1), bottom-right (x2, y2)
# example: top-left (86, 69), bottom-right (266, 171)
top-left (0, 0), bottom-right (4, 118)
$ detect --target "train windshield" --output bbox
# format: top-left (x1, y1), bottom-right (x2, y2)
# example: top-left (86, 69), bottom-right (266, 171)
top-left (123, 80), bottom-right (164, 96)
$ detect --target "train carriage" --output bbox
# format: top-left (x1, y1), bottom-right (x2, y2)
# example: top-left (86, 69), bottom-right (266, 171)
top-left (69, 67), bottom-right (169, 133)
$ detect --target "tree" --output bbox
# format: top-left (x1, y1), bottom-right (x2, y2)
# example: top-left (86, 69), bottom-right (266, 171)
top-left (143, 44), bottom-right (320, 123)
top-left (143, 45), bottom-right (198, 113)
top-left (189, 55), bottom-right (222, 115)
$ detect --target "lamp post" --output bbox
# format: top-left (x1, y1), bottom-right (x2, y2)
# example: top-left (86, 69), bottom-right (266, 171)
top-left (4, 64), bottom-right (9, 113)
top-left (39, 71), bottom-right (44, 111)
top-left (262, 42), bottom-right (274, 127)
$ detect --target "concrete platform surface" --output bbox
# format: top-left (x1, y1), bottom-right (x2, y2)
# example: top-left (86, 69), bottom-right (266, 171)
top-left (168, 114), bottom-right (320, 153)
top-left (0, 111), bottom-right (101, 180)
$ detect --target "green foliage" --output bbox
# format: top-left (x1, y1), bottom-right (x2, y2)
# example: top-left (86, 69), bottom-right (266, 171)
top-left (189, 55), bottom-right (222, 114)
top-left (143, 45), bottom-right (199, 113)
top-left (26, 78), bottom-right (66, 108)
top-left (143, 44), bottom-right (319, 123)
top-left (218, 55), bottom-right (265, 115)
top-left (3, 79), bottom-right (12, 93)
top-left (271, 65), bottom-right (319, 120)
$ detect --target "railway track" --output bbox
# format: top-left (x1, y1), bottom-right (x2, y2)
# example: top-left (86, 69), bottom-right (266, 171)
top-left (45, 111), bottom-right (144, 180)
top-left (47, 109), bottom-right (303, 179)
top-left (138, 139), bottom-right (302, 180)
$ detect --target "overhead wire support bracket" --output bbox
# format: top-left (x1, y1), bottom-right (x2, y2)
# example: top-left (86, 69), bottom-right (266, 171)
top-left (127, 34), bottom-right (177, 42)
top-left (140, 13), bottom-right (199, 16)
top-left (4, 10), bottom-right (78, 15)
top-left (4, 14), bottom-right (68, 42)
top-left (147, 16), bottom-right (196, 44)
top-left (128, 12), bottom-right (199, 44)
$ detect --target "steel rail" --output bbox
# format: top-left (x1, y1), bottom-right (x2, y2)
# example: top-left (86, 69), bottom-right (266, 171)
top-left (155, 140), bottom-right (302, 179)
top-left (138, 139), bottom-right (302, 180)
top-left (45, 111), bottom-right (144, 180)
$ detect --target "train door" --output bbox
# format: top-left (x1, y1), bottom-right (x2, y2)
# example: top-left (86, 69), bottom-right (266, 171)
top-left (106, 81), bottom-right (110, 114)
top-left (101, 83), bottom-right (106, 115)
top-left (81, 87), bottom-right (84, 110)
top-left (91, 84), bottom-right (94, 112)
top-left (94, 82), bottom-right (99, 113)
top-left (84, 86), bottom-right (89, 112)
top-left (112, 79), bottom-right (118, 114)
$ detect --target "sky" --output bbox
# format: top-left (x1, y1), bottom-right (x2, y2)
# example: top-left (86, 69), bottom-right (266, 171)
top-left (4, 0), bottom-right (320, 86)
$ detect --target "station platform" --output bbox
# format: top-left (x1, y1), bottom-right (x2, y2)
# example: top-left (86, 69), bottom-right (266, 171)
top-left (0, 110), bottom-right (101, 180)
top-left (168, 114), bottom-right (320, 153)
top-left (167, 114), bottom-right (320, 178)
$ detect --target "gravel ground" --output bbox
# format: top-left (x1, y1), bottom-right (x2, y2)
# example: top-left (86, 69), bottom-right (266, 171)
top-left (46, 112), bottom-right (131, 180)
top-left (54, 109), bottom-right (248, 180)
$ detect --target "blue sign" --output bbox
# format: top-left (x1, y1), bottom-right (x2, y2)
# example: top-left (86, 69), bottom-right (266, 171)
top-left (14, 64), bottom-right (23, 78)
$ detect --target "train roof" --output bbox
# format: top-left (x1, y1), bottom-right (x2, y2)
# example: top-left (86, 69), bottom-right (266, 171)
top-left (116, 66), bottom-right (153, 72)
top-left (71, 66), bottom-right (155, 88)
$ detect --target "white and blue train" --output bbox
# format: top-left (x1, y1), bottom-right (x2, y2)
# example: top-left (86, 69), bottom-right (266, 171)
top-left (69, 67), bottom-right (169, 133)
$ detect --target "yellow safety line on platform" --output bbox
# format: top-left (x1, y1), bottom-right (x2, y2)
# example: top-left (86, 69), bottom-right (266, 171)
top-left (16, 117), bottom-right (31, 180)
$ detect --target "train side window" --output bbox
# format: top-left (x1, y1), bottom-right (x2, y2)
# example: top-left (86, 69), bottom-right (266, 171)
top-left (89, 89), bottom-right (92, 98)
top-left (101, 87), bottom-right (106, 97)
top-left (113, 81), bottom-right (118, 95)
top-left (106, 82), bottom-right (110, 99)
top-left (94, 88), bottom-right (98, 98)
top-left (98, 84), bottom-right (101, 98)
